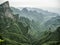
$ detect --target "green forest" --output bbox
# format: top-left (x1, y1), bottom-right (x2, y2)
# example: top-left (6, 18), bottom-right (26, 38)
top-left (0, 1), bottom-right (60, 45)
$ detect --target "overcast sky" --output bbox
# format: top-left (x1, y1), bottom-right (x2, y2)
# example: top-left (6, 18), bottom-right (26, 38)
top-left (0, 0), bottom-right (60, 8)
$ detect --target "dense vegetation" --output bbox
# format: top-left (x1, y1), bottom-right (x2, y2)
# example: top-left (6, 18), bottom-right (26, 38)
top-left (0, 1), bottom-right (60, 45)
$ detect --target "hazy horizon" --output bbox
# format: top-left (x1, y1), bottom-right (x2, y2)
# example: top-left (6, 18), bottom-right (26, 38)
top-left (0, 0), bottom-right (60, 8)
top-left (0, 0), bottom-right (60, 14)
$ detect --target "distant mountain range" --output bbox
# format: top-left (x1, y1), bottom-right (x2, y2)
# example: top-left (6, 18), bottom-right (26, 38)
top-left (44, 16), bottom-right (60, 31)
top-left (11, 7), bottom-right (60, 22)
top-left (10, 6), bottom-right (60, 31)
top-left (41, 8), bottom-right (60, 15)
top-left (18, 7), bottom-right (60, 14)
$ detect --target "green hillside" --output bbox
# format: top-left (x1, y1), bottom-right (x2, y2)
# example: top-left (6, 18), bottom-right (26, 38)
top-left (0, 1), bottom-right (32, 45)
top-left (0, 1), bottom-right (60, 45)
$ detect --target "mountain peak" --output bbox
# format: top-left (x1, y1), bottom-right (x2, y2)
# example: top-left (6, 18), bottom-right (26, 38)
top-left (0, 1), bottom-right (9, 6)
top-left (0, 1), bottom-right (9, 12)
top-left (0, 1), bottom-right (14, 19)
top-left (22, 8), bottom-right (28, 13)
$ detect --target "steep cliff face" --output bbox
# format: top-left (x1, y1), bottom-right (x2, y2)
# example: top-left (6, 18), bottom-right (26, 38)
top-left (0, 1), bottom-right (14, 19)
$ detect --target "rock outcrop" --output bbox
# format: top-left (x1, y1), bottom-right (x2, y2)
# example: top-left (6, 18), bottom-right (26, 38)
top-left (0, 1), bottom-right (14, 19)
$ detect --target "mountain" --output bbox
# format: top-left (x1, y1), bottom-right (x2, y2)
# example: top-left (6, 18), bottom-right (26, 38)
top-left (0, 1), bottom-right (44, 45)
top-left (11, 7), bottom-right (60, 23)
top-left (0, 1), bottom-right (32, 45)
top-left (0, 1), bottom-right (14, 19)
top-left (11, 7), bottom-right (44, 22)
top-left (34, 27), bottom-right (60, 45)
top-left (41, 8), bottom-right (60, 15)
top-left (0, 1), bottom-right (60, 45)
top-left (11, 7), bottom-right (60, 31)
top-left (43, 16), bottom-right (60, 31)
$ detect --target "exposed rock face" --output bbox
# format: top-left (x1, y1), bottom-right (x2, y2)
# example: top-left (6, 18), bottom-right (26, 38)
top-left (0, 1), bottom-right (14, 19)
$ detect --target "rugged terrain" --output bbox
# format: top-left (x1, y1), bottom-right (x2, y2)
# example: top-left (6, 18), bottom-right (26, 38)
top-left (0, 1), bottom-right (60, 45)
